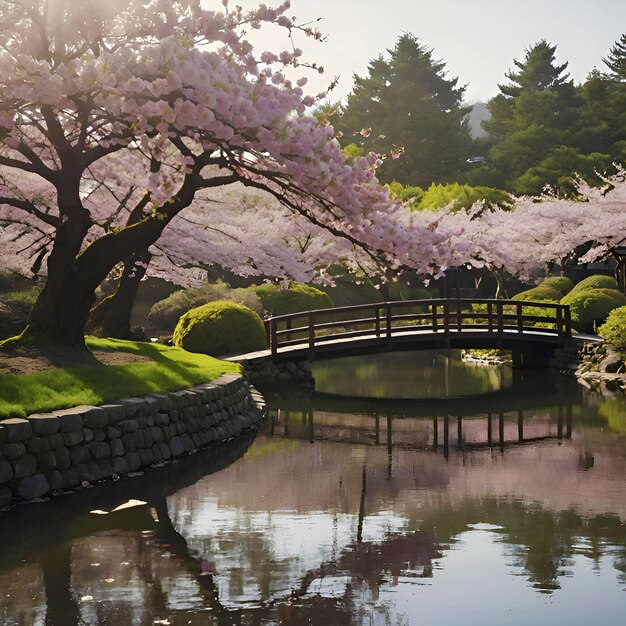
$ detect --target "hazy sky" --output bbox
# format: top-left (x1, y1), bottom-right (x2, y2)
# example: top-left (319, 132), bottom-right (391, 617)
top-left (205, 0), bottom-right (626, 104)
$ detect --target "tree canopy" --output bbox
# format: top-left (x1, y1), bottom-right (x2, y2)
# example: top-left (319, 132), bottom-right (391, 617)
top-left (482, 40), bottom-right (581, 189)
top-left (0, 0), bottom-right (464, 347)
top-left (604, 33), bottom-right (626, 80)
top-left (335, 34), bottom-right (474, 187)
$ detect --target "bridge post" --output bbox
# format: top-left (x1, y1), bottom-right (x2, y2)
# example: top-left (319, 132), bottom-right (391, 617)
top-left (564, 306), bottom-right (571, 338)
top-left (566, 404), bottom-right (573, 439)
top-left (385, 303), bottom-right (392, 350)
top-left (432, 302), bottom-right (438, 332)
top-left (443, 301), bottom-right (451, 347)
top-left (516, 302), bottom-right (523, 333)
top-left (267, 319), bottom-right (277, 357)
top-left (375, 306), bottom-right (381, 337)
top-left (487, 302), bottom-right (494, 332)
top-left (308, 314), bottom-right (315, 361)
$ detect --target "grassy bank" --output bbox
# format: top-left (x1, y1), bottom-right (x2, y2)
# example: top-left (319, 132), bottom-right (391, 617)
top-left (0, 337), bottom-right (241, 419)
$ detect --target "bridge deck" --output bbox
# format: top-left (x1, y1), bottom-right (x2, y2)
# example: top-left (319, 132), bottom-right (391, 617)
top-left (222, 299), bottom-right (603, 364)
top-left (226, 327), bottom-right (600, 364)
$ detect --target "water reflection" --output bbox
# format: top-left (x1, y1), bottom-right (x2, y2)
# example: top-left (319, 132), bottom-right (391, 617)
top-left (312, 350), bottom-right (512, 399)
top-left (1, 368), bottom-right (626, 624)
top-left (268, 406), bottom-right (573, 462)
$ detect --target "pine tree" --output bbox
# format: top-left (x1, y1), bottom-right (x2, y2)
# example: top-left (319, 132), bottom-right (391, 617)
top-left (336, 34), bottom-right (474, 187)
top-left (604, 33), bottom-right (626, 80)
top-left (483, 40), bottom-right (581, 188)
top-left (499, 40), bottom-right (570, 96)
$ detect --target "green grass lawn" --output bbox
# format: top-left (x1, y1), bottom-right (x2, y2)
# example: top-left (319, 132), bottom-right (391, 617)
top-left (0, 337), bottom-right (241, 420)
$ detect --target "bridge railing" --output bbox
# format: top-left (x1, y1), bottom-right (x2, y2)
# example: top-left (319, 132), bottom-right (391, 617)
top-left (264, 299), bottom-right (572, 357)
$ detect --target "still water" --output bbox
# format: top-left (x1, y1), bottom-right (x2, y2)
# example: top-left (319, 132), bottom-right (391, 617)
top-left (1, 351), bottom-right (626, 625)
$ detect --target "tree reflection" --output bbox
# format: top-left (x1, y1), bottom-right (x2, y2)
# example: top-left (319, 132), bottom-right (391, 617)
top-left (2, 386), bottom-right (626, 623)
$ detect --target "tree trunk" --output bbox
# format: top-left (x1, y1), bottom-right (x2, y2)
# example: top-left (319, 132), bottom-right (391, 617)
top-left (493, 269), bottom-right (508, 299)
top-left (88, 249), bottom-right (152, 340)
top-left (21, 209), bottom-right (94, 348)
top-left (21, 216), bottom-right (165, 348)
top-left (19, 167), bottom-right (205, 348)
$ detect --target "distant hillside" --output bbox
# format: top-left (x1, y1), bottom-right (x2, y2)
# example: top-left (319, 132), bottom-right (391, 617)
top-left (466, 102), bottom-right (490, 139)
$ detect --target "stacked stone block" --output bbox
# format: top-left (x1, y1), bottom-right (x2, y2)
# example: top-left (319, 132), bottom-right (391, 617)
top-left (243, 358), bottom-right (314, 387)
top-left (0, 373), bottom-right (265, 506)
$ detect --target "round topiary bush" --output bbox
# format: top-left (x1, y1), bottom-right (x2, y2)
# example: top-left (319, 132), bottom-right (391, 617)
top-left (598, 305), bottom-right (626, 350)
top-left (511, 286), bottom-right (561, 302)
top-left (570, 275), bottom-right (618, 294)
top-left (255, 283), bottom-right (333, 316)
top-left (538, 276), bottom-right (574, 296)
top-left (173, 301), bottom-right (267, 356)
top-left (560, 289), bottom-right (624, 333)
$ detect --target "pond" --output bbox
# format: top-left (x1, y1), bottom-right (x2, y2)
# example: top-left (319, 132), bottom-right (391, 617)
top-left (1, 351), bottom-right (626, 625)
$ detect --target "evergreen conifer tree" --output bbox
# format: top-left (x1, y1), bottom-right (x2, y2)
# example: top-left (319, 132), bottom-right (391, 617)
top-left (336, 34), bottom-right (473, 187)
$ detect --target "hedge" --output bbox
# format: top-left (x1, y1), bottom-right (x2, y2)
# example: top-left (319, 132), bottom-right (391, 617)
top-left (255, 283), bottom-right (332, 316)
top-left (560, 289), bottom-right (625, 333)
top-left (512, 286), bottom-right (562, 302)
top-left (538, 277), bottom-right (574, 296)
top-left (571, 275), bottom-right (618, 294)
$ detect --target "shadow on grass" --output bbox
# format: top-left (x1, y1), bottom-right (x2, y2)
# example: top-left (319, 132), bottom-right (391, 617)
top-left (0, 335), bottom-right (240, 419)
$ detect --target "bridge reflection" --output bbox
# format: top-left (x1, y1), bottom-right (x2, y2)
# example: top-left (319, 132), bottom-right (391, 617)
top-left (268, 406), bottom-right (573, 462)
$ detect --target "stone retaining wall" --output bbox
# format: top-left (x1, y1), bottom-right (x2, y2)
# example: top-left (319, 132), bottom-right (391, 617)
top-left (243, 358), bottom-right (314, 387)
top-left (0, 373), bottom-right (265, 506)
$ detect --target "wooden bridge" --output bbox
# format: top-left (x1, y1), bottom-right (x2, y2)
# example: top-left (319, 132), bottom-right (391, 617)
top-left (231, 298), bottom-right (598, 367)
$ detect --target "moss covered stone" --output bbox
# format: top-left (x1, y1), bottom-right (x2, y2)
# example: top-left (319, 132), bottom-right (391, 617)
top-left (173, 301), bottom-right (267, 356)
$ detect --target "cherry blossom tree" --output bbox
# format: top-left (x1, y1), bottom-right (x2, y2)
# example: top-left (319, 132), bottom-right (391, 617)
top-left (89, 182), bottom-right (385, 338)
top-left (433, 170), bottom-right (626, 289)
top-left (0, 0), bottom-right (458, 347)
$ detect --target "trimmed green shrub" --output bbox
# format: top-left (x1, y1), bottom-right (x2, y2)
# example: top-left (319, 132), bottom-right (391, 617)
top-left (583, 288), bottom-right (626, 305)
top-left (255, 283), bottom-right (332, 316)
top-left (571, 275), bottom-right (618, 293)
top-left (598, 305), bottom-right (626, 350)
top-left (538, 277), bottom-right (574, 296)
top-left (0, 271), bottom-right (33, 293)
top-left (316, 266), bottom-right (383, 307)
top-left (3, 285), bottom-right (41, 305)
top-left (387, 284), bottom-right (438, 301)
top-left (470, 302), bottom-right (557, 329)
top-left (148, 283), bottom-right (263, 329)
top-left (173, 301), bottom-right (267, 356)
top-left (560, 289), bottom-right (624, 333)
top-left (511, 286), bottom-right (562, 302)
top-left (0, 283), bottom-right (40, 340)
